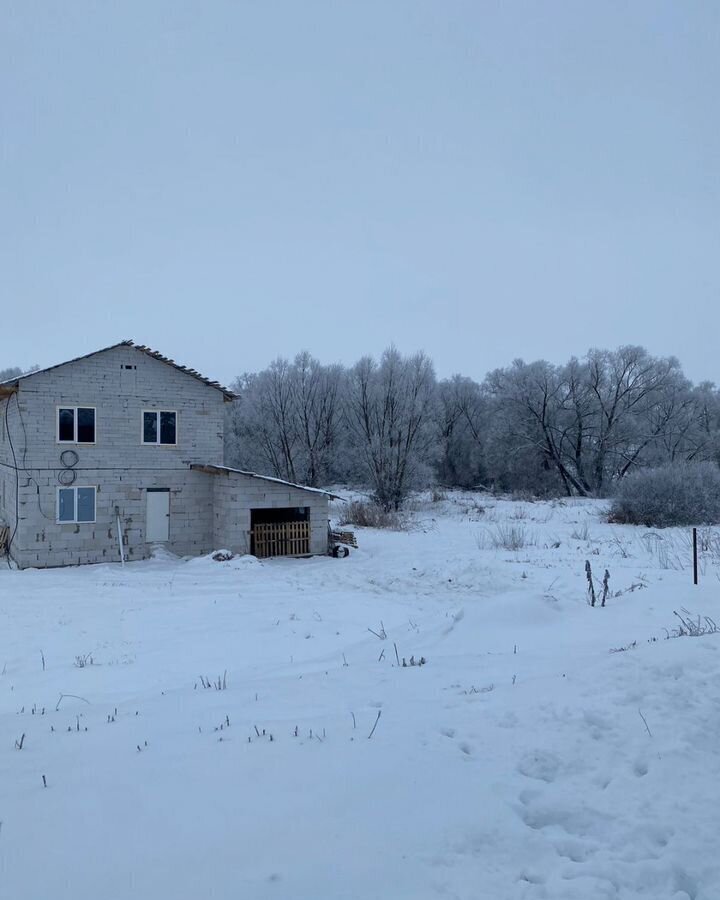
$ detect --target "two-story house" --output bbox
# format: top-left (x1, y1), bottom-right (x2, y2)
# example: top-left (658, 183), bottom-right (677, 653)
top-left (0, 341), bottom-right (334, 569)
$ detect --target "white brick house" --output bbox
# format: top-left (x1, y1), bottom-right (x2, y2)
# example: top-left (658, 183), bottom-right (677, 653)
top-left (0, 341), bottom-right (334, 568)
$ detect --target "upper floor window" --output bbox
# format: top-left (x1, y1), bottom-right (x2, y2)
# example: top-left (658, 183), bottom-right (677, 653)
top-left (58, 407), bottom-right (96, 443)
top-left (142, 410), bottom-right (177, 445)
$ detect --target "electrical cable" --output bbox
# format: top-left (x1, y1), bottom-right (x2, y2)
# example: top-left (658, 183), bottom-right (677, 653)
top-left (3, 394), bottom-right (19, 567)
top-left (13, 392), bottom-right (54, 521)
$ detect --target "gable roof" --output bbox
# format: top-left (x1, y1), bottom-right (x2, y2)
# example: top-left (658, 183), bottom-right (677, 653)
top-left (190, 464), bottom-right (344, 500)
top-left (0, 340), bottom-right (236, 400)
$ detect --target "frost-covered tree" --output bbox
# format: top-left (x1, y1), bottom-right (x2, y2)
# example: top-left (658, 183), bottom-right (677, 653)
top-left (657, 381), bottom-right (720, 465)
top-left (344, 347), bottom-right (437, 509)
top-left (483, 347), bottom-right (703, 496)
top-left (225, 344), bottom-right (720, 501)
top-left (225, 354), bottom-right (344, 486)
top-left (0, 366), bottom-right (26, 381)
top-left (582, 346), bottom-right (683, 491)
top-left (434, 376), bottom-right (488, 489)
top-left (484, 359), bottom-right (587, 495)
top-left (290, 352), bottom-right (345, 486)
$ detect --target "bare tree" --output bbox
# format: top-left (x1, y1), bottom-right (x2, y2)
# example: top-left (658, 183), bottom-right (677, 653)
top-left (485, 348), bottom-right (705, 496)
top-left (485, 360), bottom-right (588, 495)
top-left (584, 346), bottom-right (683, 491)
top-left (226, 355), bottom-right (344, 486)
top-left (345, 347), bottom-right (436, 509)
top-left (225, 343), bottom-right (720, 500)
top-left (225, 364), bottom-right (299, 481)
top-left (0, 365), bottom-right (38, 382)
top-left (289, 353), bottom-right (344, 485)
top-left (434, 376), bottom-right (487, 488)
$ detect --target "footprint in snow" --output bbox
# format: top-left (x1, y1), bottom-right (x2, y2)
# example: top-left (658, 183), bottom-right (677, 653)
top-left (518, 870), bottom-right (546, 886)
top-left (496, 711), bottom-right (519, 729)
top-left (582, 709), bottom-right (614, 742)
top-left (518, 799), bottom-right (614, 840)
top-left (552, 837), bottom-right (597, 863)
top-left (639, 821), bottom-right (673, 848)
top-left (516, 750), bottom-right (561, 783)
top-left (517, 788), bottom-right (541, 807)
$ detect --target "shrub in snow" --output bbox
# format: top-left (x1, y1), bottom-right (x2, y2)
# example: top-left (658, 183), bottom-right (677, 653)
top-left (609, 462), bottom-right (720, 528)
top-left (337, 499), bottom-right (410, 530)
top-left (667, 609), bottom-right (719, 638)
top-left (479, 523), bottom-right (536, 551)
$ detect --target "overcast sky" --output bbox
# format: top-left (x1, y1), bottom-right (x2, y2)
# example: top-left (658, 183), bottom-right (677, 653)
top-left (1, 1), bottom-right (717, 387)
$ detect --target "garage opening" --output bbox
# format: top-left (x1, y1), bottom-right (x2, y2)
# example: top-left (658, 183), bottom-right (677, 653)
top-left (250, 507), bottom-right (310, 558)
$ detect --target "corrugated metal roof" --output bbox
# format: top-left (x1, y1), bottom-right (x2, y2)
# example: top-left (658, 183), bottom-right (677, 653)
top-left (0, 340), bottom-right (236, 400)
top-left (190, 464), bottom-right (344, 500)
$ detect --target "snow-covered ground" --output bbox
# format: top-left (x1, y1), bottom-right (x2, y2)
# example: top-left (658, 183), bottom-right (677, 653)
top-left (2, 494), bottom-right (719, 900)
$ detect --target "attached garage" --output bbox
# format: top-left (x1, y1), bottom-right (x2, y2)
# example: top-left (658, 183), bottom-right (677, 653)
top-left (250, 506), bottom-right (310, 557)
top-left (192, 464), bottom-right (340, 559)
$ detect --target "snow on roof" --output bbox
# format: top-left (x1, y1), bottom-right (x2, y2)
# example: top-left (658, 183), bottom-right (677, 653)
top-left (190, 464), bottom-right (344, 500)
top-left (0, 340), bottom-right (236, 400)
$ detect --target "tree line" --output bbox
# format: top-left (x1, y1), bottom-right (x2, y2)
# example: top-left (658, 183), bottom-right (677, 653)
top-left (3, 349), bottom-right (717, 509)
top-left (224, 345), bottom-right (720, 508)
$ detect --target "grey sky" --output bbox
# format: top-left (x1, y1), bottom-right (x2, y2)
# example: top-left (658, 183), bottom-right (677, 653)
top-left (1, 1), bottom-right (717, 386)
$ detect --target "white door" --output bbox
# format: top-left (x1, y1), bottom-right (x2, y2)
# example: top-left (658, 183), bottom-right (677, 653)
top-left (146, 489), bottom-right (170, 542)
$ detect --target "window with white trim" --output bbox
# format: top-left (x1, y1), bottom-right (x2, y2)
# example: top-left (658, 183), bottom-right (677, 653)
top-left (57, 486), bottom-right (96, 524)
top-left (58, 407), bottom-right (96, 443)
top-left (142, 410), bottom-right (177, 445)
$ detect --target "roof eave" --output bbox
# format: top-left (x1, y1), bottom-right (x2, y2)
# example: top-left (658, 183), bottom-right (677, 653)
top-left (0, 341), bottom-right (236, 400)
top-left (190, 464), bottom-right (344, 501)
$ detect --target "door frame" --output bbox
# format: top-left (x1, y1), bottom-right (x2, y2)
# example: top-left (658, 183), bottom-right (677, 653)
top-left (145, 488), bottom-right (170, 542)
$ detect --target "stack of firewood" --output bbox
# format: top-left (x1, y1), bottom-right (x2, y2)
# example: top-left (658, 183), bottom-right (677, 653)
top-left (330, 530), bottom-right (358, 549)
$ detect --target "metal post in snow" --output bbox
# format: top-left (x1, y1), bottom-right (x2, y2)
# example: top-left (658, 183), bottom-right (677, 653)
top-left (693, 527), bottom-right (698, 586)
top-left (117, 515), bottom-right (125, 567)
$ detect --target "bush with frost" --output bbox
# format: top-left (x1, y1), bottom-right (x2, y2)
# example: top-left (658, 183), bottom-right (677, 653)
top-left (609, 462), bottom-right (720, 528)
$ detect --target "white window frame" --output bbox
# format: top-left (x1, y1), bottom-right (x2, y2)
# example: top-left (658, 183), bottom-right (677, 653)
top-left (56, 485), bottom-right (97, 524)
top-left (141, 409), bottom-right (178, 446)
top-left (56, 406), bottom-right (97, 444)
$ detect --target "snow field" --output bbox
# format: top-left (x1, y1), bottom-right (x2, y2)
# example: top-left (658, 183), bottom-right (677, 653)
top-left (1, 494), bottom-right (719, 899)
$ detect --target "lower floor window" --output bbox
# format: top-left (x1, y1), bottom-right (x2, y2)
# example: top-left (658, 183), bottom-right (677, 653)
top-left (58, 486), bottom-right (96, 523)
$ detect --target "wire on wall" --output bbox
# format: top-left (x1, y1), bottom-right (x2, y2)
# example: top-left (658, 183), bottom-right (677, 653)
top-left (14, 392), bottom-right (54, 522)
top-left (3, 394), bottom-right (20, 567)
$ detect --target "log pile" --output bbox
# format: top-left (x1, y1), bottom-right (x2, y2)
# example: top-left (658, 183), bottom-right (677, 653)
top-left (330, 530), bottom-right (358, 549)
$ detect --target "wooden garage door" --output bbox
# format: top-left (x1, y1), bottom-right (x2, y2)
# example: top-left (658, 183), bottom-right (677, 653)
top-left (252, 521), bottom-right (310, 558)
